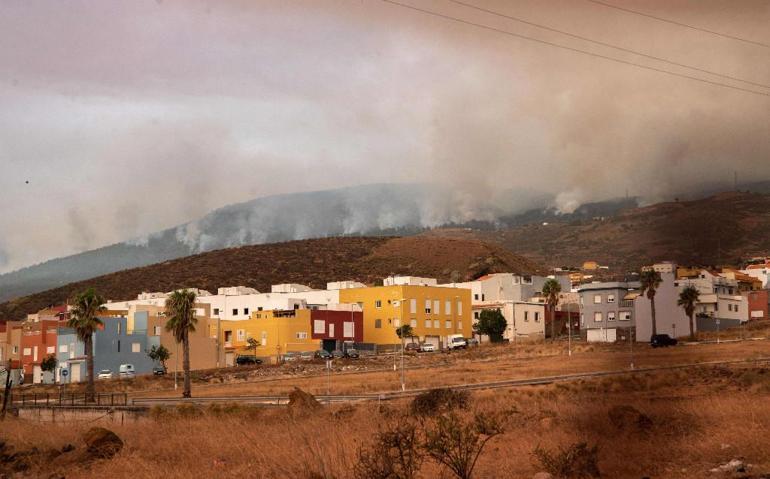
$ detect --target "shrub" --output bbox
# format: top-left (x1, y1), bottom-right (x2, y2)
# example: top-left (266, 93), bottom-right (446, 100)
top-left (423, 412), bottom-right (504, 479)
top-left (533, 442), bottom-right (601, 478)
top-left (411, 388), bottom-right (470, 417)
top-left (354, 417), bottom-right (423, 479)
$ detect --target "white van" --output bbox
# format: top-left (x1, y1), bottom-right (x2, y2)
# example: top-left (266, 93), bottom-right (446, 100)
top-left (119, 364), bottom-right (136, 378)
top-left (446, 334), bottom-right (468, 350)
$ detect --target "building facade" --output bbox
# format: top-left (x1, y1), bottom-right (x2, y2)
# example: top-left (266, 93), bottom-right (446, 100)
top-left (578, 282), bottom-right (639, 343)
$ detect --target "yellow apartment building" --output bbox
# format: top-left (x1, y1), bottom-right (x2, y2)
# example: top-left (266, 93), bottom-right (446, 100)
top-left (339, 285), bottom-right (472, 348)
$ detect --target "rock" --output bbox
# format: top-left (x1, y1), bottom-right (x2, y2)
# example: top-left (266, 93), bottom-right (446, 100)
top-left (287, 387), bottom-right (321, 414)
top-left (82, 427), bottom-right (123, 459)
top-left (533, 472), bottom-right (554, 479)
top-left (61, 444), bottom-right (75, 453)
top-left (711, 459), bottom-right (747, 474)
top-left (608, 405), bottom-right (653, 432)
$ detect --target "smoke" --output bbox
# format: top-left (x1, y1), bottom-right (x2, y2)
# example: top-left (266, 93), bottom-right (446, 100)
top-left (1, 0), bottom-right (769, 272)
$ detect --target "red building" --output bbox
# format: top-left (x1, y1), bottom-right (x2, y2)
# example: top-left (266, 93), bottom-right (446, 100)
top-left (747, 290), bottom-right (769, 321)
top-left (20, 305), bottom-right (69, 383)
top-left (310, 309), bottom-right (364, 351)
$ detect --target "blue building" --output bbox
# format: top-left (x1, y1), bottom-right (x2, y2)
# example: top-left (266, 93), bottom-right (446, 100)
top-left (56, 316), bottom-right (160, 383)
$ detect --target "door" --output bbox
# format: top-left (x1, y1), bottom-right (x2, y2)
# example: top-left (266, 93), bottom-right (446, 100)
top-left (71, 364), bottom-right (81, 383)
top-left (32, 365), bottom-right (42, 384)
top-left (225, 352), bottom-right (235, 367)
top-left (424, 336), bottom-right (441, 349)
top-left (322, 339), bottom-right (336, 353)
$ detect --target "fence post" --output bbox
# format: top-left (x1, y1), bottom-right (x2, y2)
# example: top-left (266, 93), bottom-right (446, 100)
top-left (22, 394), bottom-right (26, 406)
top-left (71, 393), bottom-right (75, 406)
top-left (33, 393), bottom-right (37, 405)
top-left (46, 393), bottom-right (49, 406)
top-left (111, 394), bottom-right (114, 406)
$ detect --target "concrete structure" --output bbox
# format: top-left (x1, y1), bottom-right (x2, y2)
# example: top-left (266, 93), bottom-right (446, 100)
top-left (339, 283), bottom-right (472, 348)
top-left (327, 281), bottom-right (367, 290)
top-left (221, 306), bottom-right (363, 362)
top-left (0, 321), bottom-right (22, 366)
top-left (20, 318), bottom-right (61, 383)
top-left (578, 281), bottom-right (639, 343)
top-left (471, 302), bottom-right (545, 341)
top-left (634, 272), bottom-right (692, 341)
top-left (676, 269), bottom-right (748, 323)
top-left (747, 290), bottom-right (769, 321)
top-left (743, 263), bottom-right (770, 288)
top-left (384, 276), bottom-right (438, 287)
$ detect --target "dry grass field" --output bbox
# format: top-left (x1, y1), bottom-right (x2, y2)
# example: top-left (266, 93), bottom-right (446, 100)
top-left (2, 330), bottom-right (770, 478)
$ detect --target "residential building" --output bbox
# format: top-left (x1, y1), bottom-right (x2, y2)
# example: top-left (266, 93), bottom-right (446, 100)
top-left (0, 321), bottom-right (22, 366)
top-left (742, 262), bottom-right (770, 288)
top-left (634, 272), bottom-right (692, 341)
top-left (747, 290), bottom-right (769, 321)
top-left (676, 269), bottom-right (748, 328)
top-left (220, 305), bottom-right (363, 363)
top-left (578, 281), bottom-right (639, 343)
top-left (20, 315), bottom-right (63, 383)
top-left (338, 280), bottom-right (472, 348)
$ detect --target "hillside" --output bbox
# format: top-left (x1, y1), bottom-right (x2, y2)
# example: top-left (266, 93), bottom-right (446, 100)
top-left (430, 191), bottom-right (770, 273)
top-left (0, 236), bottom-right (542, 321)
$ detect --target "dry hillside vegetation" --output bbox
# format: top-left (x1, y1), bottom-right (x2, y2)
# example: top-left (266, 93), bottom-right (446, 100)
top-left (3, 364), bottom-right (770, 478)
top-left (429, 191), bottom-right (770, 272)
top-left (0, 236), bottom-right (541, 321)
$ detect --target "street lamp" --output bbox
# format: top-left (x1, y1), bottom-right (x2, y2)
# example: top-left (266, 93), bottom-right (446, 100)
top-left (392, 296), bottom-right (406, 392)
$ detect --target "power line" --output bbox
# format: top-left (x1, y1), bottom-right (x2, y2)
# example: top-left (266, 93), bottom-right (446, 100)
top-left (585, 0), bottom-right (770, 49)
top-left (379, 0), bottom-right (770, 98)
top-left (445, 0), bottom-right (770, 90)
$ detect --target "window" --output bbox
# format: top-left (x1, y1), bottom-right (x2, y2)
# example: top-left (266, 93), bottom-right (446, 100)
top-left (243, 308), bottom-right (249, 315)
top-left (410, 319), bottom-right (417, 328)
top-left (46, 346), bottom-right (55, 354)
top-left (261, 331), bottom-right (267, 346)
top-left (458, 321), bottom-right (462, 330)
top-left (12, 346), bottom-right (19, 354)
top-left (375, 319), bottom-right (382, 329)
top-left (607, 294), bottom-right (615, 303)
top-left (22, 348), bottom-right (31, 356)
top-left (344, 322), bottom-right (354, 338)
top-left (154, 326), bottom-right (162, 336)
top-left (524, 311), bottom-right (529, 322)
top-left (213, 308), bottom-right (220, 316)
top-left (607, 312), bottom-right (616, 321)
top-left (410, 299), bottom-right (417, 314)
top-left (474, 294), bottom-right (479, 300)
top-left (425, 300), bottom-right (431, 314)
top-left (375, 300), bottom-right (382, 308)
top-left (328, 323), bottom-right (335, 337)
top-left (481, 294), bottom-right (485, 301)
top-left (620, 311), bottom-right (632, 321)
top-left (457, 301), bottom-right (463, 315)
top-left (581, 314), bottom-right (585, 326)
top-left (237, 329), bottom-right (245, 341)
top-left (434, 300), bottom-right (440, 315)
top-left (117, 341), bottom-right (121, 352)
top-left (132, 343), bottom-right (141, 353)
top-left (425, 319), bottom-right (431, 328)
top-left (258, 307), bottom-right (263, 311)
top-left (594, 295), bottom-right (602, 304)
top-left (474, 311), bottom-right (479, 319)
top-left (314, 320), bottom-right (325, 334)
top-left (445, 300), bottom-right (451, 314)
top-left (433, 320), bottom-right (440, 328)
top-left (534, 312), bottom-right (540, 322)
top-left (232, 308), bottom-right (238, 316)
top-left (393, 319), bottom-right (401, 327)
top-left (594, 312), bottom-right (603, 322)
top-left (59, 345), bottom-right (68, 353)
top-left (296, 332), bottom-right (308, 340)
top-left (445, 320), bottom-right (452, 329)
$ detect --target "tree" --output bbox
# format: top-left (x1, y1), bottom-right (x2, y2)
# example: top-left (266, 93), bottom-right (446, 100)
top-left (165, 289), bottom-right (198, 398)
top-left (396, 325), bottom-right (415, 342)
top-left (678, 285), bottom-right (700, 340)
top-left (542, 278), bottom-right (562, 341)
top-left (423, 413), bottom-right (504, 479)
top-left (147, 345), bottom-right (171, 372)
top-left (40, 354), bottom-right (57, 374)
top-left (639, 270), bottom-right (663, 337)
top-left (68, 288), bottom-right (106, 402)
top-left (246, 337), bottom-right (260, 356)
top-left (473, 310), bottom-right (507, 343)
top-left (355, 416), bottom-right (423, 479)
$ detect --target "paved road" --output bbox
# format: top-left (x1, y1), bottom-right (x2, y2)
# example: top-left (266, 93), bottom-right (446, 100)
top-left (130, 356), bottom-right (770, 407)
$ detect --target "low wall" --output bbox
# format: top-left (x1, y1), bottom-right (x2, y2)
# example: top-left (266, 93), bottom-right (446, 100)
top-left (13, 405), bottom-right (149, 424)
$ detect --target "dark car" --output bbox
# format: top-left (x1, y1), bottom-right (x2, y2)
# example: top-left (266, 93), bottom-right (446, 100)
top-left (331, 350), bottom-right (345, 359)
top-left (405, 343), bottom-right (420, 352)
top-left (152, 366), bottom-right (166, 376)
top-left (344, 348), bottom-right (360, 359)
top-left (235, 355), bottom-right (263, 366)
top-left (314, 349), bottom-right (333, 360)
top-left (650, 334), bottom-right (678, 348)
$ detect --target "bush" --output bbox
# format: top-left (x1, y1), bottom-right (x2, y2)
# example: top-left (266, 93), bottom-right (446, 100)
top-left (354, 417), bottom-right (423, 479)
top-left (411, 388), bottom-right (470, 417)
top-left (423, 412), bottom-right (504, 479)
top-left (533, 442), bottom-right (601, 478)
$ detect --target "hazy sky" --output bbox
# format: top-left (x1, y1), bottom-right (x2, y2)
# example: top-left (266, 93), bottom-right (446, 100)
top-left (1, 0), bottom-right (769, 272)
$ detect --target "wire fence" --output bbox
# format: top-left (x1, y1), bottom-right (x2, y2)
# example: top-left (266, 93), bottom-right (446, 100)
top-left (1, 392), bottom-right (129, 407)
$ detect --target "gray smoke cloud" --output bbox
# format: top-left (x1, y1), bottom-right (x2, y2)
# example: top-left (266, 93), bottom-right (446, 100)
top-left (1, 0), bottom-right (769, 273)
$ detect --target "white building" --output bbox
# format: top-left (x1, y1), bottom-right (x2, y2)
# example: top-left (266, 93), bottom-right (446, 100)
top-left (384, 276), bottom-right (438, 287)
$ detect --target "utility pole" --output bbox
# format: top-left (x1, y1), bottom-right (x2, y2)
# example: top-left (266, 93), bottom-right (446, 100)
top-left (1, 360), bottom-right (13, 420)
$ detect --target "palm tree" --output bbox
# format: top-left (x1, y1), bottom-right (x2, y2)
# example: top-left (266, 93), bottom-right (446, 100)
top-left (165, 289), bottom-right (198, 398)
top-left (639, 270), bottom-right (663, 337)
top-left (678, 285), bottom-right (700, 340)
top-left (68, 288), bottom-right (106, 403)
top-left (542, 279), bottom-right (562, 341)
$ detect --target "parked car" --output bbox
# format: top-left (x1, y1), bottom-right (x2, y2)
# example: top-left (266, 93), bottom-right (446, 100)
top-left (314, 349), bottom-right (332, 360)
top-left (299, 351), bottom-right (314, 361)
top-left (152, 366), bottom-right (166, 376)
top-left (344, 348), bottom-right (360, 359)
top-left (118, 364), bottom-right (136, 379)
top-left (97, 369), bottom-right (113, 380)
top-left (283, 352), bottom-right (298, 362)
top-left (405, 342), bottom-right (420, 352)
top-left (465, 337), bottom-right (480, 347)
top-left (447, 334), bottom-right (468, 350)
top-left (236, 355), bottom-right (263, 366)
top-left (331, 350), bottom-right (345, 359)
top-left (650, 334), bottom-right (678, 348)
top-left (419, 343), bottom-right (436, 353)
